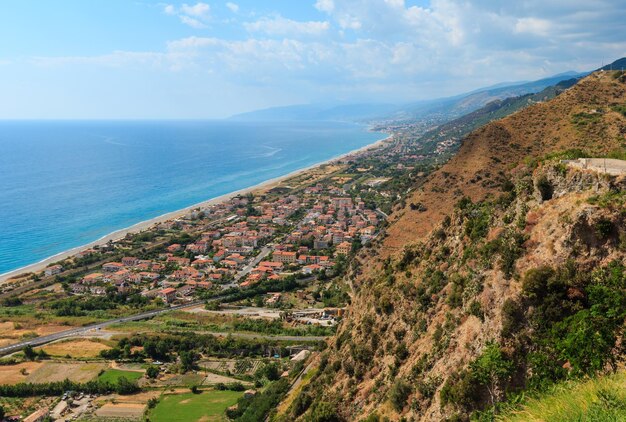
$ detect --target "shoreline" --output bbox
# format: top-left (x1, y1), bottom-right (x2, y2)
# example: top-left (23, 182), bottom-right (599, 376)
top-left (0, 132), bottom-right (392, 284)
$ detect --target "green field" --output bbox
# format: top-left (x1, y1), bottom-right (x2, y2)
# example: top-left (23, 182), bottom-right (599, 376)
top-left (98, 369), bottom-right (143, 384)
top-left (148, 390), bottom-right (243, 422)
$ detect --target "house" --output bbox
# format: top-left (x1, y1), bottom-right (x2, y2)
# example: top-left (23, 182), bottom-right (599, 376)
top-left (90, 286), bottom-right (107, 295)
top-left (177, 285), bottom-right (195, 297)
top-left (23, 408), bottom-right (49, 422)
top-left (259, 261), bottom-right (284, 270)
top-left (314, 238), bottom-right (329, 249)
top-left (273, 251), bottom-right (297, 264)
top-left (302, 264), bottom-right (323, 275)
top-left (44, 265), bottom-right (63, 277)
top-left (139, 272), bottom-right (160, 281)
top-left (121, 257), bottom-right (139, 267)
top-left (265, 293), bottom-right (281, 305)
top-left (167, 244), bottom-right (182, 253)
top-left (102, 262), bottom-right (124, 272)
top-left (187, 280), bottom-right (213, 289)
top-left (228, 253), bottom-right (245, 264)
top-left (336, 241), bottom-right (351, 256)
top-left (167, 256), bottom-right (190, 267)
top-left (221, 260), bottom-right (239, 269)
top-left (362, 225), bottom-right (376, 236)
top-left (213, 249), bottom-right (226, 263)
top-left (82, 273), bottom-right (103, 284)
top-left (158, 288), bottom-right (177, 303)
top-left (70, 283), bottom-right (88, 294)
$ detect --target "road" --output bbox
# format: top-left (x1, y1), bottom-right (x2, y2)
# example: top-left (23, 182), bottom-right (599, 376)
top-left (0, 297), bottom-right (330, 356)
top-left (223, 245), bottom-right (273, 289)
top-left (188, 331), bottom-right (327, 342)
top-left (0, 300), bottom-right (203, 357)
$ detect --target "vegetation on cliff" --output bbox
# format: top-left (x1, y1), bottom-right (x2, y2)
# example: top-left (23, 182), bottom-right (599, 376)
top-left (279, 70), bottom-right (626, 421)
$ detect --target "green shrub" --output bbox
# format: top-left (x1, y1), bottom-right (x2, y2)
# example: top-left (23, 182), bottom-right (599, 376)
top-left (467, 301), bottom-right (484, 321)
top-left (389, 379), bottom-right (411, 411)
top-left (594, 218), bottom-right (613, 239)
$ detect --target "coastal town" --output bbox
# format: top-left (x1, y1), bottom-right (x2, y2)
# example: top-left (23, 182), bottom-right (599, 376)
top-left (59, 181), bottom-right (382, 306)
top-left (1, 125), bottom-right (450, 310)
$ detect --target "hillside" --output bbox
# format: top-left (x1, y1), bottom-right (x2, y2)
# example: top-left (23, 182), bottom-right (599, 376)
top-left (413, 78), bottom-right (580, 153)
top-left (277, 70), bottom-right (626, 421)
top-left (229, 72), bottom-right (584, 123)
top-left (392, 72), bottom-right (586, 123)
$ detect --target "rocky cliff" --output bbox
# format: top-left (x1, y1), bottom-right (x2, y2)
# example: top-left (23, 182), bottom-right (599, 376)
top-left (279, 71), bottom-right (626, 421)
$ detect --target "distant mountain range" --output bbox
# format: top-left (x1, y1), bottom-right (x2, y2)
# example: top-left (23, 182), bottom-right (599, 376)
top-left (228, 102), bottom-right (398, 122)
top-left (229, 69), bottom-right (594, 123)
top-left (599, 57), bottom-right (626, 71)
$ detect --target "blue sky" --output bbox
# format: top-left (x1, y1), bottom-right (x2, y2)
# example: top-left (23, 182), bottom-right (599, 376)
top-left (0, 0), bottom-right (625, 119)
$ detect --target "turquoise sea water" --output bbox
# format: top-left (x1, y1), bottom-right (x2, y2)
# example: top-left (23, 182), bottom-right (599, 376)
top-left (0, 120), bottom-right (385, 275)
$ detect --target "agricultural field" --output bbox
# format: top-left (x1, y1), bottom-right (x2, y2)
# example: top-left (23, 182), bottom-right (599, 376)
top-left (0, 361), bottom-right (106, 384)
top-left (98, 368), bottom-right (144, 384)
top-left (158, 372), bottom-right (205, 387)
top-left (200, 358), bottom-right (263, 376)
top-left (38, 338), bottom-right (112, 358)
top-left (0, 361), bottom-right (43, 385)
top-left (147, 390), bottom-right (243, 422)
top-left (30, 361), bottom-right (107, 383)
top-left (0, 320), bottom-right (75, 347)
top-left (95, 402), bottom-right (145, 419)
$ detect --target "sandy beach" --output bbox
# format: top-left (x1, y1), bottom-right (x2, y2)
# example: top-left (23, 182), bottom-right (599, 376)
top-left (0, 133), bottom-right (392, 284)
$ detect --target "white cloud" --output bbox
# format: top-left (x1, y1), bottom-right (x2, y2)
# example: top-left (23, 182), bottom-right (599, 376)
top-left (315, 0), bottom-right (334, 13)
top-left (164, 5), bottom-right (176, 15)
top-left (514, 17), bottom-right (552, 36)
top-left (245, 16), bottom-right (330, 37)
top-left (179, 15), bottom-right (207, 29)
top-left (25, 0), bottom-right (626, 108)
top-left (180, 2), bottom-right (210, 18)
top-left (164, 2), bottom-right (211, 28)
top-left (226, 2), bottom-right (239, 13)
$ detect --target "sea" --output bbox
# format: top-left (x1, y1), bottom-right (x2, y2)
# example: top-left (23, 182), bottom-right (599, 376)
top-left (0, 120), bottom-right (386, 275)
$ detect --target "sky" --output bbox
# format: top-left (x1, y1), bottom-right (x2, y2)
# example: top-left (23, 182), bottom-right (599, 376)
top-left (0, 0), bottom-right (625, 119)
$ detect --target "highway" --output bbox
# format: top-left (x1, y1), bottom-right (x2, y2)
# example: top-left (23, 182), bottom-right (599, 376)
top-left (0, 300), bottom-right (204, 357)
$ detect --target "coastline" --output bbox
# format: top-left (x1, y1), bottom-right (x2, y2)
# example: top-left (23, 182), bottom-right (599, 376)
top-left (0, 132), bottom-right (392, 284)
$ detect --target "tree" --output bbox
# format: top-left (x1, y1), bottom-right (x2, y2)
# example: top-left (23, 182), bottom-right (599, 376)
top-left (146, 365), bottom-right (160, 379)
top-left (470, 343), bottom-right (513, 407)
top-left (0, 404), bottom-right (4, 420)
top-left (255, 361), bottom-right (281, 381)
top-left (23, 345), bottom-right (37, 361)
top-left (115, 376), bottom-right (139, 395)
top-left (179, 350), bottom-right (199, 373)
